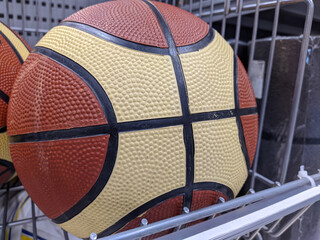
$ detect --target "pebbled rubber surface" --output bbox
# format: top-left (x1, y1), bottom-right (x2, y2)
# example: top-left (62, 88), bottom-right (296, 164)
top-left (7, 1), bottom-right (259, 238)
top-left (64, 0), bottom-right (168, 48)
top-left (186, 190), bottom-right (227, 227)
top-left (119, 195), bottom-right (183, 240)
top-left (152, 1), bottom-right (209, 47)
top-left (180, 31), bottom-right (235, 113)
top-left (190, 190), bottom-right (227, 211)
top-left (7, 53), bottom-right (107, 136)
top-left (0, 22), bottom-right (30, 61)
top-left (0, 21), bottom-right (31, 185)
top-left (9, 135), bottom-right (109, 219)
top-left (36, 26), bottom-right (181, 123)
top-left (237, 57), bottom-right (257, 109)
top-left (0, 32), bottom-right (22, 127)
top-left (59, 126), bottom-right (186, 238)
top-left (0, 166), bottom-right (11, 184)
top-left (192, 118), bottom-right (248, 196)
top-left (0, 132), bottom-right (12, 162)
top-left (241, 114), bottom-right (259, 165)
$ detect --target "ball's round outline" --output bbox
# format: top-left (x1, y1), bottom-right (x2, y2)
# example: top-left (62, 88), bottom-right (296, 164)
top-left (0, 22), bottom-right (31, 184)
top-left (8, 1), bottom-right (256, 236)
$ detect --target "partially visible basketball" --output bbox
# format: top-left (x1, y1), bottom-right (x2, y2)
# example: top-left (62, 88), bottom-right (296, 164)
top-left (7, 0), bottom-right (258, 239)
top-left (0, 22), bottom-right (31, 186)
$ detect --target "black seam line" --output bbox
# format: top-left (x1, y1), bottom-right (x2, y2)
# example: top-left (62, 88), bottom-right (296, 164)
top-left (1, 22), bottom-right (31, 53)
top-left (142, 0), bottom-right (195, 211)
top-left (234, 55), bottom-right (251, 170)
top-left (0, 168), bottom-right (11, 178)
top-left (0, 126), bottom-right (7, 134)
top-left (93, 182), bottom-right (233, 238)
top-left (0, 31), bottom-right (24, 64)
top-left (60, 21), bottom-right (170, 55)
top-left (33, 47), bottom-right (117, 124)
top-left (32, 47), bottom-right (120, 225)
top-left (9, 108), bottom-right (257, 143)
top-left (0, 89), bottom-right (9, 104)
top-left (59, 21), bottom-right (214, 55)
top-left (177, 27), bottom-right (215, 54)
top-left (0, 159), bottom-right (14, 170)
top-left (0, 159), bottom-right (15, 180)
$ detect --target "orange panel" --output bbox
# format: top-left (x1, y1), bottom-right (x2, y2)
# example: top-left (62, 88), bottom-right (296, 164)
top-left (0, 33), bottom-right (21, 96)
top-left (0, 33), bottom-right (22, 126)
top-left (7, 53), bottom-right (107, 136)
top-left (119, 195), bottom-right (183, 240)
top-left (11, 27), bottom-right (32, 52)
top-left (241, 114), bottom-right (259, 166)
top-left (9, 135), bottom-right (109, 219)
top-left (186, 190), bottom-right (227, 227)
top-left (120, 190), bottom-right (228, 239)
top-left (64, 0), bottom-right (168, 48)
top-left (0, 101), bottom-right (7, 128)
top-left (152, 1), bottom-right (209, 47)
top-left (237, 57), bottom-right (257, 109)
top-left (190, 190), bottom-right (227, 212)
top-left (0, 165), bottom-right (11, 185)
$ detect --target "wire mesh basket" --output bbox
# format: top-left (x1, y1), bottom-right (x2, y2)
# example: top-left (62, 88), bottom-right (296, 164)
top-left (0, 0), bottom-right (317, 239)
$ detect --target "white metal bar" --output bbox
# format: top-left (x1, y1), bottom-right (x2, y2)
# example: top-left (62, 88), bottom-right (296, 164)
top-left (221, 0), bottom-right (230, 37)
top-left (209, 0), bottom-right (214, 27)
top-left (31, 200), bottom-right (38, 240)
top-left (279, 0), bottom-right (314, 184)
top-left (268, 205), bottom-right (312, 237)
top-left (0, 185), bottom-right (24, 194)
top-left (234, 0), bottom-right (243, 54)
top-left (248, 0), bottom-right (260, 71)
top-left (251, 0), bottom-right (282, 190)
top-left (0, 216), bottom-right (47, 229)
top-left (98, 173), bottom-right (320, 240)
top-left (180, 186), bottom-right (320, 240)
top-left (189, 0), bottom-right (309, 22)
top-left (189, 0), bottom-right (193, 12)
top-left (0, 184), bottom-right (9, 240)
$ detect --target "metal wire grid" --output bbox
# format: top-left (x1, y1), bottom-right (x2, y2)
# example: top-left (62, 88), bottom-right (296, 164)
top-left (0, 0), bottom-right (316, 239)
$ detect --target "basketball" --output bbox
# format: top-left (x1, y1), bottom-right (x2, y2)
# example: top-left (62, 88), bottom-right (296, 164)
top-left (0, 22), bottom-right (31, 186)
top-left (7, 0), bottom-right (258, 238)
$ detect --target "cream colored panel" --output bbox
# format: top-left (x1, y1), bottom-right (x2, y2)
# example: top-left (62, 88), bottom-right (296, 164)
top-left (180, 31), bottom-right (234, 113)
top-left (37, 26), bottom-right (182, 122)
top-left (0, 132), bottom-right (12, 162)
top-left (193, 118), bottom-right (247, 195)
top-left (60, 126), bottom-right (186, 238)
top-left (0, 22), bottom-right (29, 60)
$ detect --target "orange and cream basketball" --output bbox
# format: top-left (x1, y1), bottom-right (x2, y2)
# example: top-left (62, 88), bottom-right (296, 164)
top-left (7, 0), bottom-right (258, 238)
top-left (0, 22), bottom-right (31, 186)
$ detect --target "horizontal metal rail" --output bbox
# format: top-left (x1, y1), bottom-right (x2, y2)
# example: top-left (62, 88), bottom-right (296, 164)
top-left (159, 185), bottom-right (320, 239)
top-left (183, 0), bottom-right (310, 21)
top-left (98, 172), bottom-right (320, 240)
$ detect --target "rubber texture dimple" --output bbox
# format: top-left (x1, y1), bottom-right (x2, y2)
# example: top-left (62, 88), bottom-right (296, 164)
top-left (9, 135), bottom-right (109, 219)
top-left (118, 195), bottom-right (183, 240)
top-left (64, 0), bottom-right (168, 48)
top-left (179, 31), bottom-right (235, 114)
top-left (240, 114), bottom-right (258, 165)
top-left (0, 33), bottom-right (22, 126)
top-left (187, 190), bottom-right (227, 227)
top-left (192, 118), bottom-right (248, 196)
top-left (0, 166), bottom-right (11, 184)
top-left (7, 53), bottom-right (107, 136)
top-left (58, 126), bottom-right (186, 238)
top-left (36, 26), bottom-right (181, 123)
top-left (237, 57), bottom-right (257, 109)
top-left (151, 1), bottom-right (209, 47)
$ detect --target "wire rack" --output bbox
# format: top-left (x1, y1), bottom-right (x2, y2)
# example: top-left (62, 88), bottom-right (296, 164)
top-left (0, 0), bottom-right (316, 239)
